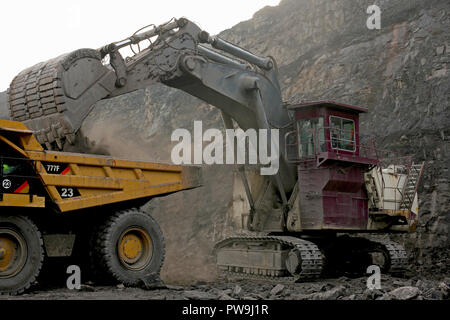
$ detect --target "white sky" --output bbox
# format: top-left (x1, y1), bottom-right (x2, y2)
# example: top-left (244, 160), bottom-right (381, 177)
top-left (0, 0), bottom-right (280, 91)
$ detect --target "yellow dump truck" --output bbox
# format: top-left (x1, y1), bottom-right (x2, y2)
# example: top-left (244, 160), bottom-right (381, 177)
top-left (0, 120), bottom-right (201, 294)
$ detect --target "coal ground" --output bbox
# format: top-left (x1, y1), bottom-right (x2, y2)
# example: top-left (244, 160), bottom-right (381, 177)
top-left (1, 271), bottom-right (449, 300)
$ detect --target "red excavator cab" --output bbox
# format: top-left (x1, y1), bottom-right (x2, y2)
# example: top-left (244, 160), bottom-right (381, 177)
top-left (285, 101), bottom-right (378, 230)
top-left (286, 100), bottom-right (378, 166)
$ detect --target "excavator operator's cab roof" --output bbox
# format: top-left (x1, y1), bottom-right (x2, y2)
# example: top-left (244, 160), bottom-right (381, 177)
top-left (287, 100), bottom-right (368, 113)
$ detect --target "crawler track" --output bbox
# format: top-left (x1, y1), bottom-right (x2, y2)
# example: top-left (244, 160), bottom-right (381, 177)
top-left (215, 235), bottom-right (408, 283)
top-left (215, 236), bottom-right (323, 282)
top-left (372, 239), bottom-right (408, 274)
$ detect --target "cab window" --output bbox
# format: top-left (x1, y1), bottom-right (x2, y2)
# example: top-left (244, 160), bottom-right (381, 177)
top-left (297, 117), bottom-right (325, 158)
top-left (329, 116), bottom-right (355, 152)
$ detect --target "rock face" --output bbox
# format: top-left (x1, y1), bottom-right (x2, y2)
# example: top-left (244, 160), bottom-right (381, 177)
top-left (389, 286), bottom-right (421, 300)
top-left (0, 91), bottom-right (9, 119)
top-left (2, 0), bottom-right (449, 282)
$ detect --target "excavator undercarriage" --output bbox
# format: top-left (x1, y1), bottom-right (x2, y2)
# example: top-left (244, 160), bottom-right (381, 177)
top-left (215, 235), bottom-right (409, 282)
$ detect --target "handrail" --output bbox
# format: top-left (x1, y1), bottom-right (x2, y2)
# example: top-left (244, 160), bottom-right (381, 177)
top-left (285, 126), bottom-right (417, 170)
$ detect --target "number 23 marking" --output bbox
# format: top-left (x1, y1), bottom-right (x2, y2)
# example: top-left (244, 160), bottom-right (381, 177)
top-left (61, 188), bottom-right (74, 198)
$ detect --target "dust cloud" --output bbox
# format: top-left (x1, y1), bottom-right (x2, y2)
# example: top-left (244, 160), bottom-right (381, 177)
top-left (69, 119), bottom-right (235, 284)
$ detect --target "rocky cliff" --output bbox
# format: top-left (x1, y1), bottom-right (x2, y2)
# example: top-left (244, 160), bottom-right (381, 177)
top-left (1, 0), bottom-right (448, 282)
top-left (0, 92), bottom-right (8, 119)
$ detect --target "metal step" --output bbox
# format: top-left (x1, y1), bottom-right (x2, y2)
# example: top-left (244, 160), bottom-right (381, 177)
top-left (400, 162), bottom-right (424, 210)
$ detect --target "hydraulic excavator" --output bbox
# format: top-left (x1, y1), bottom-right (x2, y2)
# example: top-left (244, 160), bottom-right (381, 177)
top-left (6, 18), bottom-right (424, 282)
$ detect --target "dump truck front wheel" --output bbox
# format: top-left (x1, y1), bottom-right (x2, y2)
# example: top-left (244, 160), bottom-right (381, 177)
top-left (92, 210), bottom-right (165, 286)
top-left (0, 215), bottom-right (44, 295)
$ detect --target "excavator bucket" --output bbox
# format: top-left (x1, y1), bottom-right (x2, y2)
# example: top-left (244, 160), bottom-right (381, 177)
top-left (8, 49), bottom-right (115, 150)
top-left (7, 18), bottom-right (192, 151)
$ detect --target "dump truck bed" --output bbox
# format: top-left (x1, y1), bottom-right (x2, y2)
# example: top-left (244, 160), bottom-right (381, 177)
top-left (0, 119), bottom-right (201, 212)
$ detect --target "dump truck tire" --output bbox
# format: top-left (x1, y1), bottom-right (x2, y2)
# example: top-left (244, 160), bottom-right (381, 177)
top-left (92, 209), bottom-right (165, 286)
top-left (0, 215), bottom-right (44, 295)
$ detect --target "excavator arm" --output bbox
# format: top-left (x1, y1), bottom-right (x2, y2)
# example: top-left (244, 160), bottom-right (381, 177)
top-left (8, 17), bottom-right (296, 204)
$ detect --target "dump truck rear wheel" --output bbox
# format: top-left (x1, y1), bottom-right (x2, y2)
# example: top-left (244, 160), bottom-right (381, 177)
top-left (0, 215), bottom-right (44, 295)
top-left (92, 210), bottom-right (165, 286)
